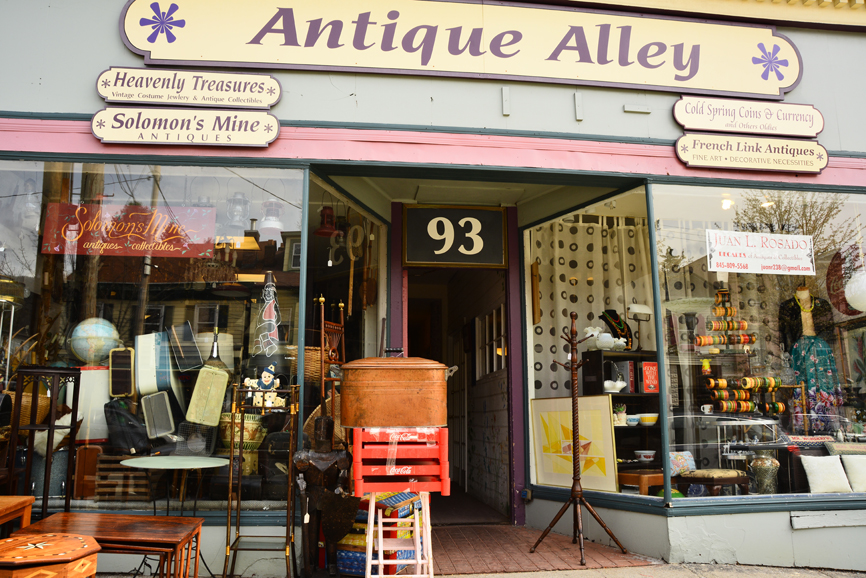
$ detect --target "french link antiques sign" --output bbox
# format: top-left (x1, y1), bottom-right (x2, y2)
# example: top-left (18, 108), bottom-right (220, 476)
top-left (120, 0), bottom-right (802, 99)
top-left (91, 107), bottom-right (279, 146)
top-left (96, 67), bottom-right (282, 109)
top-left (673, 96), bottom-right (823, 138)
top-left (675, 133), bottom-right (828, 174)
top-left (42, 203), bottom-right (216, 258)
top-left (403, 205), bottom-right (506, 268)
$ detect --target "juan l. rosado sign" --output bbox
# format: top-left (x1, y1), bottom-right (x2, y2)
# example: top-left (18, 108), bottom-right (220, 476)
top-left (120, 0), bottom-right (802, 99)
top-left (42, 203), bottom-right (216, 258)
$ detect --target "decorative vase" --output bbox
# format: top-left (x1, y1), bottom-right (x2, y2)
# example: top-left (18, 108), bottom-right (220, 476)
top-left (596, 333), bottom-right (615, 350)
top-left (614, 412), bottom-right (626, 426)
top-left (750, 450), bottom-right (780, 494)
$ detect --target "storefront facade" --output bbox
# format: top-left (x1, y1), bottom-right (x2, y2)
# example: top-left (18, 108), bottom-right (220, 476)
top-left (2, 0), bottom-right (866, 573)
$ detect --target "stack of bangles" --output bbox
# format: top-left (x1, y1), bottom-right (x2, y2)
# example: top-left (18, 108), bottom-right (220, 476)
top-left (693, 334), bottom-right (756, 346)
top-left (738, 376), bottom-right (781, 392)
top-left (705, 378), bottom-right (729, 389)
top-left (760, 402), bottom-right (786, 413)
top-left (711, 306), bottom-right (737, 317)
top-left (714, 292), bottom-right (730, 305)
top-left (706, 320), bottom-right (748, 331)
top-left (709, 389), bottom-right (750, 400)
top-left (717, 400), bottom-right (757, 413)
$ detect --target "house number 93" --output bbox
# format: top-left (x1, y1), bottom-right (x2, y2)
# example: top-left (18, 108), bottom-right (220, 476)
top-left (427, 217), bottom-right (484, 255)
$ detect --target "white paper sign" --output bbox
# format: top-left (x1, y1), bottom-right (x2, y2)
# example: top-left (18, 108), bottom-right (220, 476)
top-left (706, 230), bottom-right (815, 276)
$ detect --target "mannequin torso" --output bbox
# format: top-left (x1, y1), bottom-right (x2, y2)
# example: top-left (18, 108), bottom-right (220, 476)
top-left (796, 287), bottom-right (816, 337)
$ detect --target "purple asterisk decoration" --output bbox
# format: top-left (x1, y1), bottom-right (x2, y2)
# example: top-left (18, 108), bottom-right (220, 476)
top-left (264, 124), bottom-right (273, 133)
top-left (96, 120), bottom-right (105, 129)
top-left (752, 43), bottom-right (788, 81)
top-left (680, 144), bottom-right (689, 154)
top-left (140, 2), bottom-right (185, 44)
top-left (267, 87), bottom-right (276, 96)
top-left (817, 153), bottom-right (824, 161)
top-left (101, 80), bottom-right (110, 88)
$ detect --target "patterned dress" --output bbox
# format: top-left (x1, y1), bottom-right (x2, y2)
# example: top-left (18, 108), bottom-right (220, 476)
top-left (791, 335), bottom-right (843, 433)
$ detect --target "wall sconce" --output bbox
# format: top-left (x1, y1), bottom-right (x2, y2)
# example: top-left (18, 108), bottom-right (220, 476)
top-left (627, 303), bottom-right (652, 351)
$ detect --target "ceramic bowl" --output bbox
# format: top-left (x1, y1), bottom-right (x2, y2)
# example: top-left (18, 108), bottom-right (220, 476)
top-left (219, 412), bottom-right (265, 448)
top-left (635, 450), bottom-right (656, 462)
top-left (625, 415), bottom-right (640, 427)
top-left (638, 413), bottom-right (659, 426)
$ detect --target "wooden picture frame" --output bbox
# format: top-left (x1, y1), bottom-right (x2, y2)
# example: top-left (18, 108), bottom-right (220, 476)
top-left (530, 395), bottom-right (618, 492)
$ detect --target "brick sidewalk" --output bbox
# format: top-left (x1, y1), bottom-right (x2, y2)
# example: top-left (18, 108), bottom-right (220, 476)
top-left (431, 525), bottom-right (662, 575)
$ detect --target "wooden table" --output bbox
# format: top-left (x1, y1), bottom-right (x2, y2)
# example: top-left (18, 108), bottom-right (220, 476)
top-left (0, 496), bottom-right (35, 529)
top-left (617, 469), bottom-right (664, 495)
top-left (0, 533), bottom-right (99, 578)
top-left (14, 513), bottom-right (203, 578)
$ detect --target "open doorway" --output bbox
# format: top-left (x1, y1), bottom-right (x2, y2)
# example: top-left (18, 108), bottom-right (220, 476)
top-left (407, 267), bottom-right (510, 525)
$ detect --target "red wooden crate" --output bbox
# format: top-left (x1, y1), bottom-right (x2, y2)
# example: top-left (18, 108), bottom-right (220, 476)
top-left (352, 427), bottom-right (450, 496)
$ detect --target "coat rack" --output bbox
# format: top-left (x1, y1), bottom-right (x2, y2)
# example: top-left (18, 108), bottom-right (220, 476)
top-left (529, 312), bottom-right (628, 564)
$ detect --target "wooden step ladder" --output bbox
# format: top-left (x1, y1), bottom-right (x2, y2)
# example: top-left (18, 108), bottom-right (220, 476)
top-left (364, 492), bottom-right (433, 578)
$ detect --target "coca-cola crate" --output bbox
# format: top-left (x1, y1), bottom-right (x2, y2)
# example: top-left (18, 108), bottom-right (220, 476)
top-left (352, 427), bottom-right (450, 496)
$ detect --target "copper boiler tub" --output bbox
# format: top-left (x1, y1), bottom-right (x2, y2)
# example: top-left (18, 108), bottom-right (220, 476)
top-left (341, 357), bottom-right (455, 427)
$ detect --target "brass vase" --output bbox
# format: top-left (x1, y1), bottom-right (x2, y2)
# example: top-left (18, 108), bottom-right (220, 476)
top-left (750, 450), bottom-right (780, 494)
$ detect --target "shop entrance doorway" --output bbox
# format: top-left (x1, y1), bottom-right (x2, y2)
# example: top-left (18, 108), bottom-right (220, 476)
top-left (406, 267), bottom-right (510, 526)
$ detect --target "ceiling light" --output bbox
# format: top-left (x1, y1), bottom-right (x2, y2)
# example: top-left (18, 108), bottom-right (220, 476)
top-left (722, 199), bottom-right (734, 210)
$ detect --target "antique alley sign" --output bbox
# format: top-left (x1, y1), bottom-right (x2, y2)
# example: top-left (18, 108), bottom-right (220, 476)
top-left (120, 0), bottom-right (801, 99)
top-left (403, 206), bottom-right (506, 268)
top-left (42, 203), bottom-right (216, 258)
top-left (676, 133), bottom-right (828, 174)
top-left (674, 97), bottom-right (823, 138)
top-left (706, 230), bottom-right (815, 276)
top-left (96, 67), bottom-right (282, 109)
top-left (91, 107), bottom-right (279, 146)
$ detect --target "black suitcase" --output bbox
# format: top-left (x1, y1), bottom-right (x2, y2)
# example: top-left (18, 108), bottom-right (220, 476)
top-left (104, 399), bottom-right (150, 455)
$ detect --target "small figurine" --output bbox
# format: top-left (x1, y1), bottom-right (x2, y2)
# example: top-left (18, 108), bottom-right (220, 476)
top-left (612, 337), bottom-right (627, 351)
top-left (244, 363), bottom-right (280, 391)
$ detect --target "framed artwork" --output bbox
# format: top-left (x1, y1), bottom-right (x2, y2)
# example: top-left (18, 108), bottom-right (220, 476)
top-left (530, 395), bottom-right (618, 492)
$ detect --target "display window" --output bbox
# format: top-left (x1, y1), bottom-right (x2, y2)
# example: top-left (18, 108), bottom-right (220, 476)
top-left (0, 159), bottom-right (361, 513)
top-left (525, 186), bottom-right (661, 494)
top-left (654, 184), bottom-right (866, 496)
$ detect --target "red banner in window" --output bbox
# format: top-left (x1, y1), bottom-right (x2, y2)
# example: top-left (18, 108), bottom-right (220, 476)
top-left (42, 203), bottom-right (215, 258)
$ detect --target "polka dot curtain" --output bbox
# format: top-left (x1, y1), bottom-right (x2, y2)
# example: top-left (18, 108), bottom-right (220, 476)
top-left (530, 215), bottom-right (656, 399)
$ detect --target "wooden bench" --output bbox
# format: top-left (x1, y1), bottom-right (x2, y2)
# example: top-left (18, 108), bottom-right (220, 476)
top-left (14, 513), bottom-right (203, 578)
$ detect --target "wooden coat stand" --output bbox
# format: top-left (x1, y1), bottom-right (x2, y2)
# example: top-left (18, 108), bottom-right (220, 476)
top-left (529, 312), bottom-right (628, 564)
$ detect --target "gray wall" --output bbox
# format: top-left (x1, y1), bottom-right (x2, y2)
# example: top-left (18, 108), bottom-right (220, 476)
top-left (2, 4), bottom-right (865, 154)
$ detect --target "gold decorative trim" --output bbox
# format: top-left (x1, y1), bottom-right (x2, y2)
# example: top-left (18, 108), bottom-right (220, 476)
top-left (560, 0), bottom-right (866, 26)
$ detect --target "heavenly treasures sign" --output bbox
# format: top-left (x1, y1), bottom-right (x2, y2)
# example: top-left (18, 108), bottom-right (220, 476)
top-left (42, 203), bottom-right (216, 258)
top-left (120, 0), bottom-right (802, 99)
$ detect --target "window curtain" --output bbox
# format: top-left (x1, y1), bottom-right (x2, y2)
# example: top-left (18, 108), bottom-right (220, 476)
top-left (530, 215), bottom-right (656, 398)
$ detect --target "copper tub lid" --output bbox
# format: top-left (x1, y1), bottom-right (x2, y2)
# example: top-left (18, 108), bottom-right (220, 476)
top-left (342, 357), bottom-right (449, 371)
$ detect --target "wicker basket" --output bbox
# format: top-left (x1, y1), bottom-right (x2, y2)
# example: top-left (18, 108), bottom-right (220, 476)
top-left (3, 391), bottom-right (51, 426)
top-left (286, 346), bottom-right (328, 383)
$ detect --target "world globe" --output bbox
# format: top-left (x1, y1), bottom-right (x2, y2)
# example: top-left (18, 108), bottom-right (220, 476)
top-left (69, 318), bottom-right (122, 365)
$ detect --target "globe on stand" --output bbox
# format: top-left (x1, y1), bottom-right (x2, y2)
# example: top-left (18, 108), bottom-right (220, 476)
top-left (69, 318), bottom-right (122, 365)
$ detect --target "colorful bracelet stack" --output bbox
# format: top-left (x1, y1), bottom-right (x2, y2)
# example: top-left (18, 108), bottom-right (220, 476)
top-left (737, 376), bottom-right (781, 392)
top-left (711, 306), bottom-right (737, 317)
top-left (714, 291), bottom-right (730, 305)
top-left (705, 378), bottom-right (729, 389)
top-left (709, 389), bottom-right (750, 401)
top-left (706, 320), bottom-right (748, 331)
top-left (693, 334), bottom-right (756, 346)
top-left (760, 402), bottom-right (786, 413)
top-left (716, 400), bottom-right (757, 413)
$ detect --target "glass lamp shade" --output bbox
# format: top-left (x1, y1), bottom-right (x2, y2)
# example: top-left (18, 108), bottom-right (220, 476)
top-left (259, 200), bottom-right (284, 233)
top-left (314, 206), bottom-right (337, 237)
top-left (845, 270), bottom-right (866, 312)
top-left (225, 192), bottom-right (250, 227)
